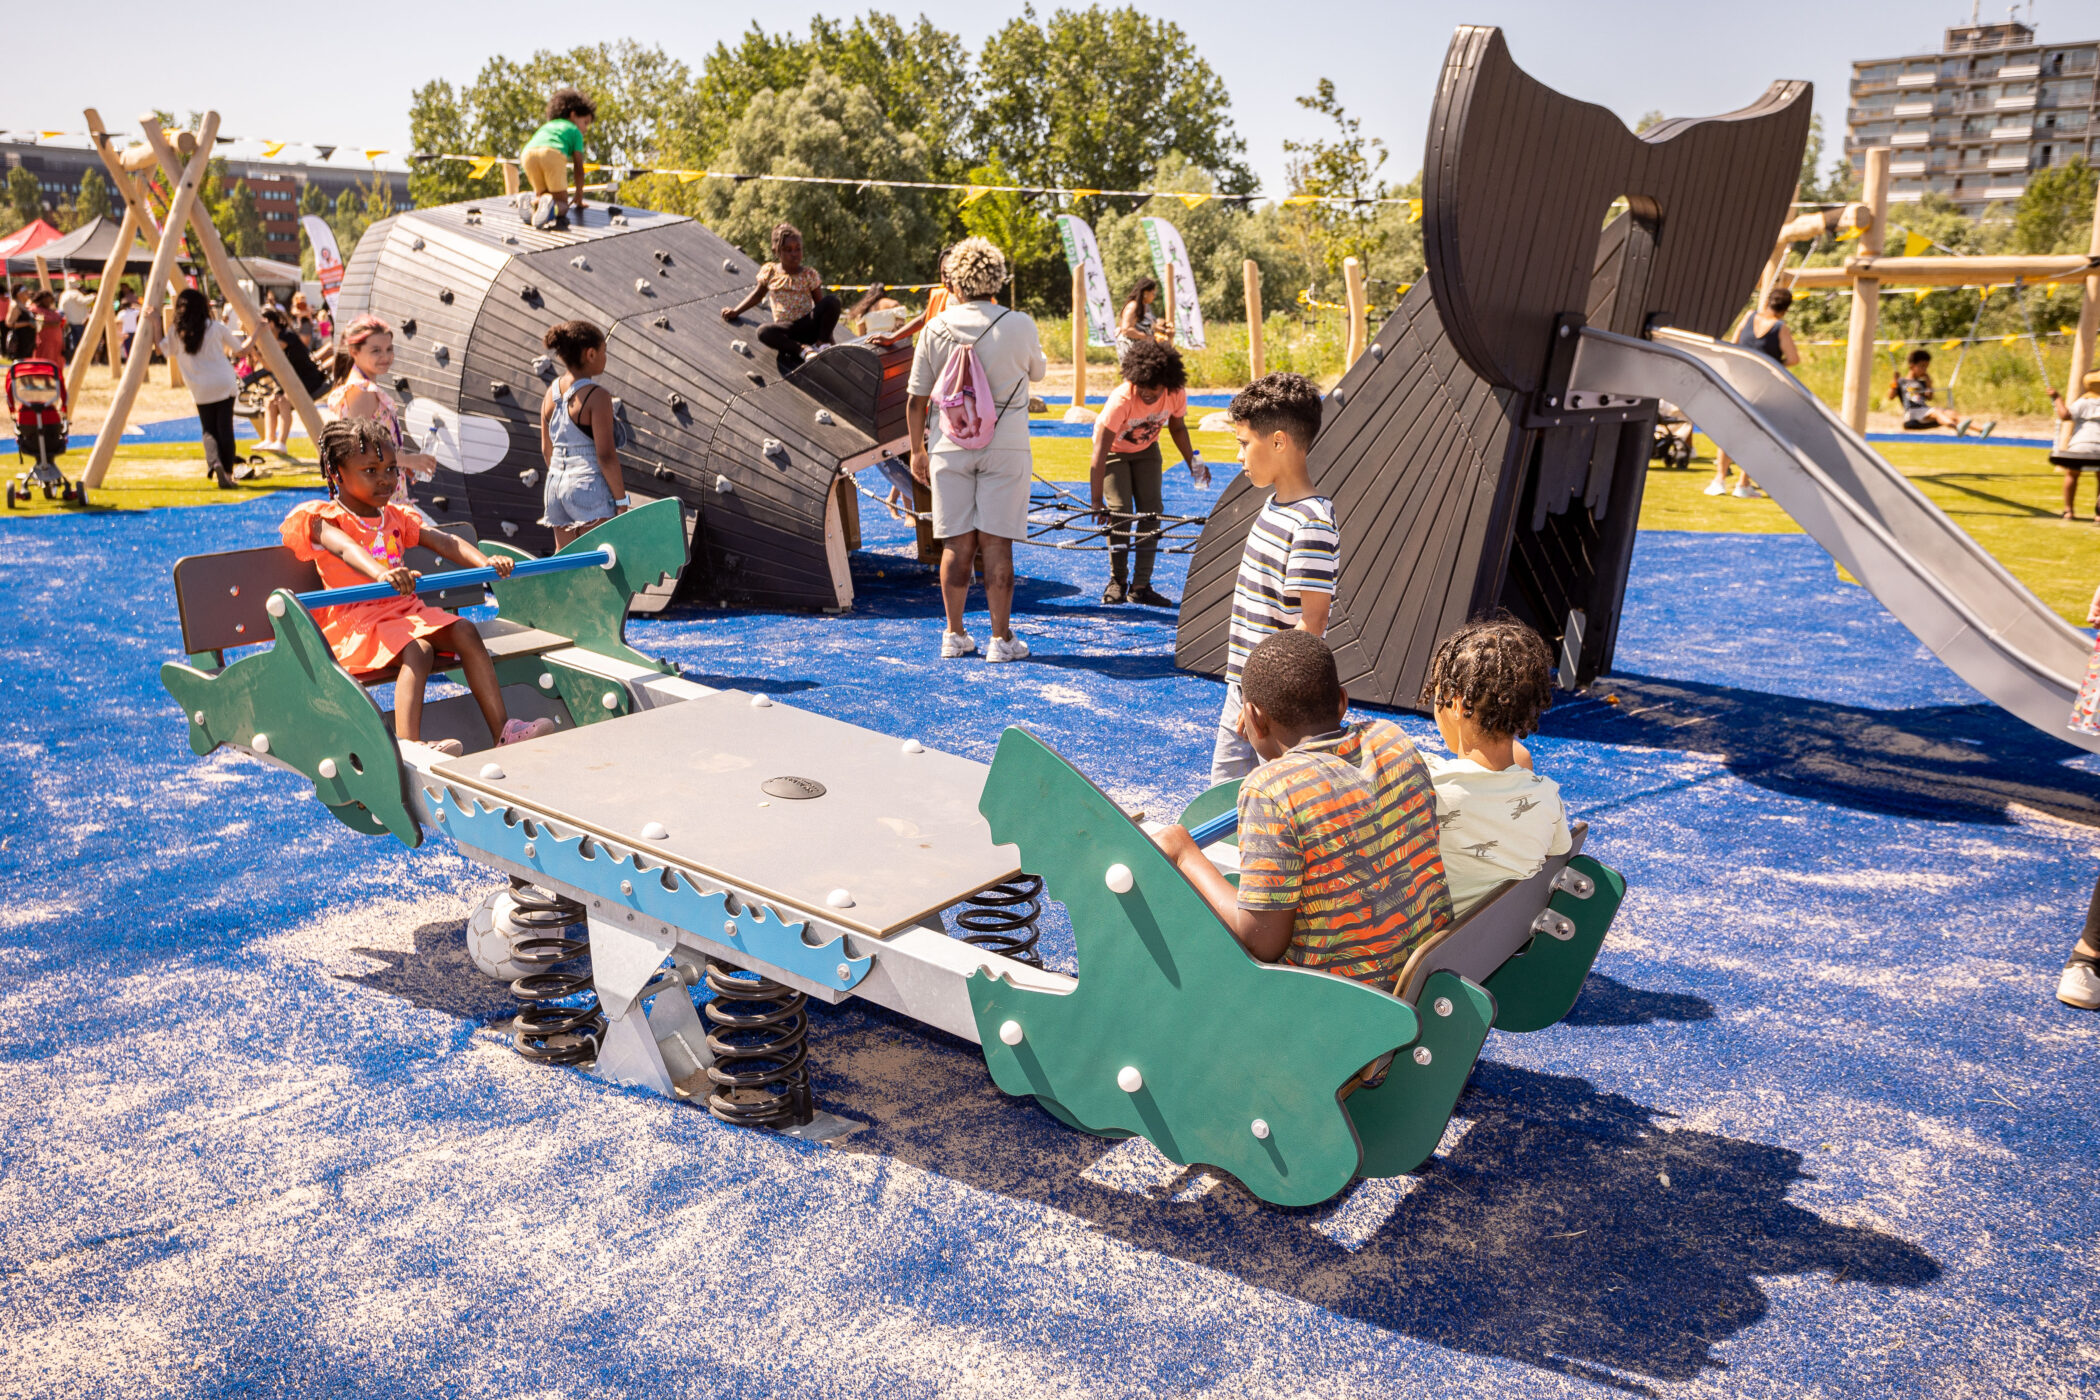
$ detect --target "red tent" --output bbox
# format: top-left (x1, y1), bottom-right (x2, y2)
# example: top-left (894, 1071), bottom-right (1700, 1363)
top-left (0, 219), bottom-right (64, 264)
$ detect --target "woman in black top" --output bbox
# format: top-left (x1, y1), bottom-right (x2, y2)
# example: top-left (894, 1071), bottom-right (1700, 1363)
top-left (247, 307), bottom-right (329, 452)
top-left (1706, 287), bottom-right (1800, 499)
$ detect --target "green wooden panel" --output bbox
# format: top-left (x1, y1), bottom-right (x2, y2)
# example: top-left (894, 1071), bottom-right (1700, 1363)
top-left (486, 654), bottom-right (630, 728)
top-left (160, 593), bottom-right (420, 847)
top-left (1175, 778), bottom-right (1241, 842)
top-left (1479, 855), bottom-right (1624, 1033)
top-left (483, 499), bottom-right (687, 674)
top-left (1346, 970), bottom-right (1494, 1178)
top-left (967, 727), bottom-right (1423, 1208)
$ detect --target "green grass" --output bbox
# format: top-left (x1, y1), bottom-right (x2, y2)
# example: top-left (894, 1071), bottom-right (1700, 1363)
top-left (1, 444), bottom-right (321, 518)
top-left (1641, 436), bottom-right (2098, 624)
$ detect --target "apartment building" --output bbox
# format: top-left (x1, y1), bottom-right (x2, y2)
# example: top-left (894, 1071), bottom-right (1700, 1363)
top-left (1847, 19), bottom-right (2097, 214)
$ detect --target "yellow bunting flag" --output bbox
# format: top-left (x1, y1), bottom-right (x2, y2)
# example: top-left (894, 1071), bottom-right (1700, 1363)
top-left (1407, 198), bottom-right (1424, 223)
top-left (362, 148), bottom-right (387, 160)
top-left (1176, 192), bottom-right (1212, 209)
top-left (1283, 194), bottom-right (1320, 206)
top-left (1942, 338), bottom-right (1963, 349)
top-left (39, 130), bottom-right (66, 139)
top-left (1913, 289), bottom-right (1930, 302)
top-left (1902, 231), bottom-right (1931, 258)
top-left (1999, 333), bottom-right (2020, 346)
top-left (260, 141), bottom-right (286, 158)
top-left (962, 186), bottom-right (992, 205)
top-left (1068, 188), bottom-right (1099, 200)
top-left (678, 170), bottom-right (710, 184)
top-left (1836, 223), bottom-right (1862, 241)
top-left (467, 157), bottom-right (498, 180)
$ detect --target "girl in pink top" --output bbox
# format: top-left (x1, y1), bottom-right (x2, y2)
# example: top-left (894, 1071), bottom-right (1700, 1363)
top-left (324, 314), bottom-right (439, 508)
top-left (1085, 337), bottom-right (1210, 606)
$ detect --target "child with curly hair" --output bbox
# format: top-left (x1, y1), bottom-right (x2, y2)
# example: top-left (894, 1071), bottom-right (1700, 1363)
top-left (723, 222), bottom-right (842, 376)
top-left (1087, 336), bottom-right (1210, 607)
top-left (1418, 618), bottom-right (1572, 915)
top-left (518, 88), bottom-right (596, 230)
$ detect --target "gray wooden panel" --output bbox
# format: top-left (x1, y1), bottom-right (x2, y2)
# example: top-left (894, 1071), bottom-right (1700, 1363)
top-left (433, 691), bottom-right (1019, 936)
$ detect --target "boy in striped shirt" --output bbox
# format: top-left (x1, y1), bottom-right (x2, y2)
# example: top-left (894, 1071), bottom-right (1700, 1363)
top-left (1213, 373), bottom-right (1337, 783)
top-left (1154, 630), bottom-right (1451, 987)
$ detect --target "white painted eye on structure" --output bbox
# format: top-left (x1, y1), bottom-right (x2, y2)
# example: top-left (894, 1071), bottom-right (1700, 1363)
top-left (1117, 1066), bottom-right (1143, 1093)
top-left (1104, 863), bottom-right (1134, 894)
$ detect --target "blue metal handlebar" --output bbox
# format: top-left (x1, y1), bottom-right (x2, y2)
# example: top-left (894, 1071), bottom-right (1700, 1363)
top-left (293, 545), bottom-right (615, 609)
top-left (1186, 809), bottom-right (1238, 847)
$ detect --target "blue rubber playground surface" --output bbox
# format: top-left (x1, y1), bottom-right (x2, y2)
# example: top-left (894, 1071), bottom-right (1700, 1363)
top-left (3, 466), bottom-right (2098, 1397)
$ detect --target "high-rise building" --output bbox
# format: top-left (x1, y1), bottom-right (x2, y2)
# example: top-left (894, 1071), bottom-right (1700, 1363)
top-left (1846, 18), bottom-right (2096, 215)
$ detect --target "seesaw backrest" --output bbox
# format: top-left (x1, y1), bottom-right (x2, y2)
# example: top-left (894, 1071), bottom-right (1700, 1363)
top-left (1391, 820), bottom-right (1588, 1005)
top-left (172, 525), bottom-right (484, 660)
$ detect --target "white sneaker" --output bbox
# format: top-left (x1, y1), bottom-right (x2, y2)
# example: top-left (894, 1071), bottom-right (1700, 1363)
top-left (1731, 483), bottom-right (1765, 499)
top-left (940, 630), bottom-right (977, 659)
top-left (1702, 480), bottom-right (1728, 497)
top-left (2058, 957), bottom-right (2100, 1009)
top-left (531, 192), bottom-right (558, 229)
top-left (986, 633), bottom-right (1031, 663)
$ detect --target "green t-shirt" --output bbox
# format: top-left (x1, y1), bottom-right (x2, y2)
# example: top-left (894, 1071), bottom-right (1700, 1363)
top-left (523, 118), bottom-right (584, 156)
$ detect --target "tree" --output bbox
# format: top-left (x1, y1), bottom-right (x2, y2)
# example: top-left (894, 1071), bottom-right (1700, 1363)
top-left (408, 79), bottom-right (495, 207)
top-left (958, 155), bottom-right (1057, 304)
top-left (1633, 109), bottom-right (1666, 134)
top-left (2014, 156), bottom-right (2097, 255)
top-left (221, 182), bottom-right (266, 257)
top-left (75, 169), bottom-right (111, 225)
top-left (656, 66), bottom-right (942, 287)
top-left (975, 6), bottom-right (1253, 197)
top-left (299, 180), bottom-right (327, 218)
top-left (684, 14), bottom-right (975, 175)
top-left (1280, 79), bottom-right (1389, 286)
top-left (7, 168), bottom-right (43, 229)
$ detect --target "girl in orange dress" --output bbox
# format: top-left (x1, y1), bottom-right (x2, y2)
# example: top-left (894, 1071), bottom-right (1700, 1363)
top-left (282, 419), bottom-right (556, 754)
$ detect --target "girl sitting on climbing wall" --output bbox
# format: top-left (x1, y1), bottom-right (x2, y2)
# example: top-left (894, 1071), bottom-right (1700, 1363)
top-left (282, 419), bottom-right (557, 756)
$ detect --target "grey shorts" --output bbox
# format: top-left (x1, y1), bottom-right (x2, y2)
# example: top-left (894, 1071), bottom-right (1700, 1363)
top-left (929, 448), bottom-right (1030, 540)
top-left (541, 452), bottom-right (616, 529)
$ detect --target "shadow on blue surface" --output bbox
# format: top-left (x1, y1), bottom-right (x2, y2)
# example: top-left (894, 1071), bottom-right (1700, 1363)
top-left (1547, 672), bottom-right (2100, 825)
top-left (1560, 972), bottom-right (1716, 1027)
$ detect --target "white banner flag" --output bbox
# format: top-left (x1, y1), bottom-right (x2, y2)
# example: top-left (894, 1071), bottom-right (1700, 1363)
top-left (1140, 217), bottom-right (1205, 349)
top-left (301, 216), bottom-right (345, 311)
top-left (1055, 214), bottom-right (1117, 348)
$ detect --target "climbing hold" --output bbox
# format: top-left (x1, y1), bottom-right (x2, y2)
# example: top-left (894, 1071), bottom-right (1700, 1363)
top-left (901, 739), bottom-right (925, 755)
top-left (826, 888), bottom-right (855, 909)
top-left (1250, 1118), bottom-right (1270, 1140)
top-left (519, 468), bottom-right (539, 487)
top-left (1369, 343), bottom-right (1384, 360)
top-left (502, 234), bottom-right (518, 245)
top-left (635, 277), bottom-right (652, 293)
top-left (600, 692), bottom-right (619, 711)
top-left (265, 595), bottom-right (286, 617)
top-left (1104, 863), bottom-right (1134, 894)
top-left (640, 821), bottom-right (669, 841)
top-left (317, 758), bottom-right (337, 779)
top-left (400, 318), bottom-right (417, 336)
top-left (569, 255), bottom-right (589, 269)
top-left (393, 377), bottom-right (412, 395)
top-left (668, 392), bottom-right (687, 411)
top-left (438, 288), bottom-right (454, 304)
top-left (500, 521), bottom-right (519, 537)
top-left (480, 762), bottom-right (505, 780)
top-left (1413, 1046), bottom-right (1433, 1065)
top-left (409, 236), bottom-right (425, 251)
top-left (431, 344), bottom-right (449, 365)
top-left (999, 1020), bottom-right (1024, 1046)
top-left (761, 438), bottom-right (787, 460)
top-left (749, 694), bottom-right (773, 709)
top-left (723, 258), bottom-right (739, 274)
top-left (814, 409), bottom-right (834, 426)
top-left (251, 733), bottom-right (270, 754)
top-left (652, 315), bottom-right (669, 329)
top-left (714, 475), bottom-right (734, 494)
top-left (531, 356), bottom-right (556, 379)
top-left (653, 249), bottom-right (669, 263)
top-left (730, 340), bottom-right (750, 356)
top-left (653, 466), bottom-right (674, 481)
top-left (746, 371), bottom-right (766, 387)
top-left (519, 284), bottom-right (538, 300)
top-left (1117, 1066), bottom-right (1143, 1093)
top-left (490, 381), bottom-right (510, 397)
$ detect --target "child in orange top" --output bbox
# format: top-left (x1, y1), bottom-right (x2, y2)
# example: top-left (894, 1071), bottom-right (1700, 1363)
top-left (282, 419), bottom-right (557, 754)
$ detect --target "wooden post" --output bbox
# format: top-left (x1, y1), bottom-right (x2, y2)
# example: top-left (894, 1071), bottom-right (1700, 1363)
top-left (2062, 176), bottom-right (2100, 451)
top-left (502, 161), bottom-right (520, 199)
top-left (1243, 258), bottom-right (1265, 382)
top-left (83, 107), bottom-right (187, 364)
top-left (102, 307), bottom-right (122, 383)
top-left (141, 121), bottom-right (328, 450)
top-left (33, 255), bottom-right (52, 293)
top-left (66, 203), bottom-right (138, 404)
top-left (1071, 262), bottom-right (1088, 410)
top-left (1343, 256), bottom-right (1368, 369)
top-left (1840, 148), bottom-right (1892, 435)
top-left (83, 112), bottom-right (218, 490)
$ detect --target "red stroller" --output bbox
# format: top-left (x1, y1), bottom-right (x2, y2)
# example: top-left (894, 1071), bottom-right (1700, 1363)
top-left (5, 359), bottom-right (85, 507)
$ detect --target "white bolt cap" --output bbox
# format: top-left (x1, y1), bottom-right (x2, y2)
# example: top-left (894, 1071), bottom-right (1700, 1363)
top-left (1104, 863), bottom-right (1134, 894)
top-left (1117, 1066), bottom-right (1143, 1093)
top-left (523, 842), bottom-right (537, 859)
top-left (480, 762), bottom-right (505, 780)
top-left (265, 595), bottom-right (286, 617)
top-left (641, 821), bottom-right (669, 840)
top-left (1434, 997), bottom-right (1454, 1017)
top-left (999, 1020), bottom-right (1024, 1046)
top-left (317, 758), bottom-right (338, 779)
top-left (1250, 1118), bottom-right (1270, 1140)
top-left (538, 673), bottom-right (556, 690)
top-left (901, 739), bottom-right (925, 755)
top-left (826, 888), bottom-right (855, 909)
top-left (750, 694), bottom-right (773, 708)
top-left (837, 963), bottom-right (853, 981)
top-left (600, 692), bottom-right (619, 710)
top-left (1413, 1046), bottom-right (1433, 1066)
top-left (251, 733), bottom-right (270, 754)
top-left (619, 879), bottom-right (634, 896)
top-left (192, 711), bottom-right (206, 725)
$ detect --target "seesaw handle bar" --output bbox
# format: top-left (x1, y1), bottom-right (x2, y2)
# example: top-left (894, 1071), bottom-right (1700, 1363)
top-left (294, 545), bottom-right (616, 609)
top-left (1187, 809), bottom-right (1238, 847)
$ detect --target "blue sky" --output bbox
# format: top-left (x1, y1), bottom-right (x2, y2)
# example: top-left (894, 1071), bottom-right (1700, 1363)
top-left (5, 1), bottom-right (2081, 193)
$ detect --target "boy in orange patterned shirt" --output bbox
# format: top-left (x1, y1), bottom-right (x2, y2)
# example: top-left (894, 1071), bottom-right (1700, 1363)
top-left (1153, 630), bottom-right (1451, 988)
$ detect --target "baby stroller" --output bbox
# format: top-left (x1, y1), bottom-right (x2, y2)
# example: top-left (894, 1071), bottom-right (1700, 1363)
top-left (4, 359), bottom-right (85, 508)
top-left (1650, 400), bottom-right (1695, 469)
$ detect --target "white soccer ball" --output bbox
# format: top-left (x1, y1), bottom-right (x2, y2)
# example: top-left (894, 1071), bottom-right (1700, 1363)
top-left (466, 889), bottom-right (537, 982)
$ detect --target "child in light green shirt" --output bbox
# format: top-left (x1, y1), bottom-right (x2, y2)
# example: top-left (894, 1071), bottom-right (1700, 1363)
top-left (518, 88), bottom-right (595, 230)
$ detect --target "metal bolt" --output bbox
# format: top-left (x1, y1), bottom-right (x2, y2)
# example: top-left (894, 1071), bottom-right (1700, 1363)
top-left (1559, 324), bottom-right (1570, 338)
top-left (191, 711), bottom-right (206, 726)
top-left (1251, 1118), bottom-right (1270, 1140)
top-left (837, 963), bottom-right (852, 982)
top-left (619, 879), bottom-right (633, 895)
top-left (1434, 997), bottom-right (1453, 1017)
top-left (1413, 1046), bottom-right (1433, 1066)
top-left (523, 842), bottom-right (537, 859)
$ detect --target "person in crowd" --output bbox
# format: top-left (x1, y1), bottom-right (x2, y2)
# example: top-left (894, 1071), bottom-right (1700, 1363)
top-left (323, 313), bottom-right (440, 508)
top-left (1150, 629), bottom-right (1451, 989)
top-left (30, 290), bottom-right (64, 364)
top-left (1087, 337), bottom-right (1210, 606)
top-left (1116, 276), bottom-right (1172, 368)
top-left (58, 275), bottom-right (91, 358)
top-left (517, 88), bottom-right (595, 230)
top-left (158, 287), bottom-right (242, 490)
top-left (1418, 617), bottom-right (1572, 916)
top-left (314, 301), bottom-right (333, 345)
top-left (905, 236), bottom-right (1045, 663)
top-left (1211, 372), bottom-right (1335, 783)
top-left (1707, 287), bottom-right (1803, 498)
top-left (537, 318), bottom-right (629, 547)
top-left (868, 247), bottom-right (954, 348)
top-left (1888, 348), bottom-right (1990, 441)
top-left (282, 419), bottom-right (556, 755)
top-left (248, 307), bottom-right (330, 452)
top-left (5, 285), bottom-right (38, 360)
top-left (290, 293), bottom-right (321, 352)
top-left (116, 290), bottom-right (140, 363)
top-left (2047, 370), bottom-right (2100, 520)
top-left (723, 223), bottom-right (841, 376)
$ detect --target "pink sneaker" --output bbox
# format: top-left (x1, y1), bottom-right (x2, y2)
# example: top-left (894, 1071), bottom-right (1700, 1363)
top-left (499, 717), bottom-right (558, 745)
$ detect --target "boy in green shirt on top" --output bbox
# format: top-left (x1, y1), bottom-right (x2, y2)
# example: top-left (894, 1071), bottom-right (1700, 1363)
top-left (518, 88), bottom-right (596, 231)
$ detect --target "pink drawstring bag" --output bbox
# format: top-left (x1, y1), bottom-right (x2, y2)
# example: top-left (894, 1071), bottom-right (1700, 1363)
top-left (931, 308), bottom-right (1012, 450)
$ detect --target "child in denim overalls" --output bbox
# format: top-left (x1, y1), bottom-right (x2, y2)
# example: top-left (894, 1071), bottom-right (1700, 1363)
top-left (538, 319), bottom-right (628, 546)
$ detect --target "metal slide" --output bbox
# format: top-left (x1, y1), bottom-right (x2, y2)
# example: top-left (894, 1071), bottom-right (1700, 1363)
top-left (1566, 326), bottom-right (2100, 753)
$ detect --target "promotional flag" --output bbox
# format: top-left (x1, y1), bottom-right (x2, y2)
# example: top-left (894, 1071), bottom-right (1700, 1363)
top-left (1140, 217), bottom-right (1205, 349)
top-left (1055, 214), bottom-right (1117, 348)
top-left (301, 216), bottom-right (345, 311)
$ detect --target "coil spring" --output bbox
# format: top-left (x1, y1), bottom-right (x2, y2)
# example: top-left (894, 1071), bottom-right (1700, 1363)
top-left (504, 883), bottom-right (603, 1064)
top-left (702, 959), bottom-right (812, 1128)
top-left (952, 874), bottom-right (1045, 968)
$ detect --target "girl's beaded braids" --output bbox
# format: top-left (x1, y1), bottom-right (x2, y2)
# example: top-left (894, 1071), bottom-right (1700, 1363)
top-left (317, 418), bottom-right (395, 499)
